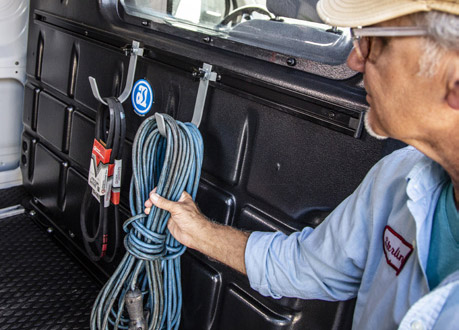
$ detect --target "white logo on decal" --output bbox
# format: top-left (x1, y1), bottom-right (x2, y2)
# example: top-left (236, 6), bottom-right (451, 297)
top-left (136, 85), bottom-right (148, 107)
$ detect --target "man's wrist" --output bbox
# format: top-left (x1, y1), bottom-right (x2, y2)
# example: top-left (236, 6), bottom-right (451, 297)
top-left (187, 214), bottom-right (214, 251)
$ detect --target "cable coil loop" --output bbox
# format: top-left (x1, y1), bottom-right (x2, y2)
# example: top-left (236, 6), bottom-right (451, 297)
top-left (90, 113), bottom-right (203, 330)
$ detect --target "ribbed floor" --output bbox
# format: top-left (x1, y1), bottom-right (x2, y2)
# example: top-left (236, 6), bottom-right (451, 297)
top-left (0, 186), bottom-right (30, 209)
top-left (0, 188), bottom-right (100, 329)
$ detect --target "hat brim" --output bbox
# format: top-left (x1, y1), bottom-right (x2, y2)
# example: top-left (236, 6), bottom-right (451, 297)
top-left (317, 0), bottom-right (459, 27)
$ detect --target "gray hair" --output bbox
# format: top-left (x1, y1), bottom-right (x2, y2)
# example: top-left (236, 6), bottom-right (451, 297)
top-left (412, 11), bottom-right (459, 76)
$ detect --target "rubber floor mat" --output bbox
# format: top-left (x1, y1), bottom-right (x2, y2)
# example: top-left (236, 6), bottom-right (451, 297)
top-left (0, 213), bottom-right (100, 329)
top-left (0, 186), bottom-right (29, 209)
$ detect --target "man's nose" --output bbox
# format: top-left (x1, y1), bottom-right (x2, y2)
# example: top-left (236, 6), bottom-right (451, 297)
top-left (347, 48), bottom-right (365, 73)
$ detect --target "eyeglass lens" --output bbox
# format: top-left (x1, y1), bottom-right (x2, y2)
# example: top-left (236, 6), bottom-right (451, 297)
top-left (354, 36), bottom-right (370, 61)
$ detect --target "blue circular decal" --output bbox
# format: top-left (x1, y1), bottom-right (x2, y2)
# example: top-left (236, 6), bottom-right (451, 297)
top-left (131, 79), bottom-right (153, 116)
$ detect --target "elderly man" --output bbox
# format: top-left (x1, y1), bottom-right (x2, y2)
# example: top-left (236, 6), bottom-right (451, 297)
top-left (145, 0), bottom-right (459, 328)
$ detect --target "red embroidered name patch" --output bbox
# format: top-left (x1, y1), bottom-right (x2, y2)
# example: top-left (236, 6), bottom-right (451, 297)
top-left (383, 226), bottom-right (413, 275)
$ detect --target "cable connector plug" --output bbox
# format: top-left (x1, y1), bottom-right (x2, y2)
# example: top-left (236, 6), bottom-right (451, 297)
top-left (125, 289), bottom-right (146, 330)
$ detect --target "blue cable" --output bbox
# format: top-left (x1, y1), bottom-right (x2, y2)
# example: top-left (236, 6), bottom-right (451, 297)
top-left (90, 113), bottom-right (204, 330)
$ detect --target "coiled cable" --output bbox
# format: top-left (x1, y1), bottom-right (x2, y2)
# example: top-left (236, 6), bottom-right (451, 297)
top-left (90, 113), bottom-right (203, 330)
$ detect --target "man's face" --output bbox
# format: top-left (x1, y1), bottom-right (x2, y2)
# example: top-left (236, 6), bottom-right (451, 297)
top-left (347, 17), bottom-right (452, 147)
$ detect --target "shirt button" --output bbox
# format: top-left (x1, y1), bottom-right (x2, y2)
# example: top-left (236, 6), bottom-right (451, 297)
top-left (411, 320), bottom-right (424, 330)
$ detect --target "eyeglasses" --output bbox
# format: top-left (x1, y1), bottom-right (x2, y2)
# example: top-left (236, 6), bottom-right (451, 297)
top-left (350, 26), bottom-right (428, 62)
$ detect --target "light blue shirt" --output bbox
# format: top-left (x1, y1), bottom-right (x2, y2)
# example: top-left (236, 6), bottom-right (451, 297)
top-left (245, 146), bottom-right (459, 329)
top-left (427, 180), bottom-right (459, 289)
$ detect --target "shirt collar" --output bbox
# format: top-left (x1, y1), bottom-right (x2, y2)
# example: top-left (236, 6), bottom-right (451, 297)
top-left (406, 150), bottom-right (448, 202)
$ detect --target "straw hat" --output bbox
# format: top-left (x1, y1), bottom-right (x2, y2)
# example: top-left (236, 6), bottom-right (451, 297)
top-left (316, 0), bottom-right (459, 27)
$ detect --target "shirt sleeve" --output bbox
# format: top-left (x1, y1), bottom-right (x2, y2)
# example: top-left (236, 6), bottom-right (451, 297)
top-left (245, 160), bottom-right (380, 301)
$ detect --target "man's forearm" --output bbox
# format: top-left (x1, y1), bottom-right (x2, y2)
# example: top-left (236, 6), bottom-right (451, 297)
top-left (145, 191), bottom-right (250, 275)
top-left (189, 220), bottom-right (250, 275)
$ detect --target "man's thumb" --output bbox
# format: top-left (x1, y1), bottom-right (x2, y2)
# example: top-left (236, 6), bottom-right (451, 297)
top-left (149, 192), bottom-right (173, 211)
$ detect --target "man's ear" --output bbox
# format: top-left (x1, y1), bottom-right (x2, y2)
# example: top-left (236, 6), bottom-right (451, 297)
top-left (446, 61), bottom-right (459, 110)
top-left (446, 80), bottom-right (459, 110)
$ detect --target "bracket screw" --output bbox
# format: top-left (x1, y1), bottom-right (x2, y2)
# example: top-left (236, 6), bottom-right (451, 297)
top-left (192, 69), bottom-right (206, 80)
top-left (286, 58), bottom-right (296, 66)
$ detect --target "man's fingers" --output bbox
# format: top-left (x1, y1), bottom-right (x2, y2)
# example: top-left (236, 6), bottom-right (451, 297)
top-left (149, 192), bottom-right (175, 211)
top-left (144, 190), bottom-right (193, 214)
top-left (144, 187), bottom-right (158, 208)
top-left (178, 191), bottom-right (191, 202)
top-left (144, 192), bottom-right (169, 214)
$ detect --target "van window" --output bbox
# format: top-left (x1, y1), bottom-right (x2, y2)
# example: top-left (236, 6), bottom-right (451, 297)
top-left (120, 0), bottom-right (352, 66)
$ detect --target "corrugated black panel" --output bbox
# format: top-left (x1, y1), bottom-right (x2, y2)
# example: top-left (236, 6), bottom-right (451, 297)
top-left (181, 253), bottom-right (222, 330)
top-left (68, 111), bottom-right (94, 172)
top-left (196, 180), bottom-right (235, 226)
top-left (237, 205), bottom-right (297, 233)
top-left (35, 31), bottom-right (44, 80)
top-left (218, 284), bottom-right (293, 330)
top-left (40, 29), bottom-right (74, 96)
top-left (74, 41), bottom-right (127, 111)
top-left (68, 43), bottom-right (79, 98)
top-left (246, 104), bottom-right (381, 217)
top-left (63, 167), bottom-right (87, 244)
top-left (20, 133), bottom-right (36, 187)
top-left (29, 143), bottom-right (63, 214)
top-left (200, 88), bottom-right (250, 186)
top-left (23, 84), bottom-right (40, 130)
top-left (37, 92), bottom-right (67, 151)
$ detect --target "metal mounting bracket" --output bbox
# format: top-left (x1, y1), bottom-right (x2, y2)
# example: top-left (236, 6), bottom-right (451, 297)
top-left (155, 113), bottom-right (167, 137)
top-left (191, 63), bottom-right (217, 128)
top-left (89, 40), bottom-right (144, 105)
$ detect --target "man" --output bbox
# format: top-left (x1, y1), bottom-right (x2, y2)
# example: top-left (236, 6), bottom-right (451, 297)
top-left (145, 0), bottom-right (459, 328)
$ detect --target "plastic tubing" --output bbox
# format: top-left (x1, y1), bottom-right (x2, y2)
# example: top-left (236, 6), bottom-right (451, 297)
top-left (90, 113), bottom-right (204, 330)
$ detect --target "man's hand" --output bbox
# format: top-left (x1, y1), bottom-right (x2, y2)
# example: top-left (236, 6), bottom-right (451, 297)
top-left (144, 189), bottom-right (250, 274)
top-left (144, 190), bottom-right (207, 249)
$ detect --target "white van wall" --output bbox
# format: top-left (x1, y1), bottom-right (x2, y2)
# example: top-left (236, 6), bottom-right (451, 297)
top-left (0, 0), bottom-right (29, 188)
